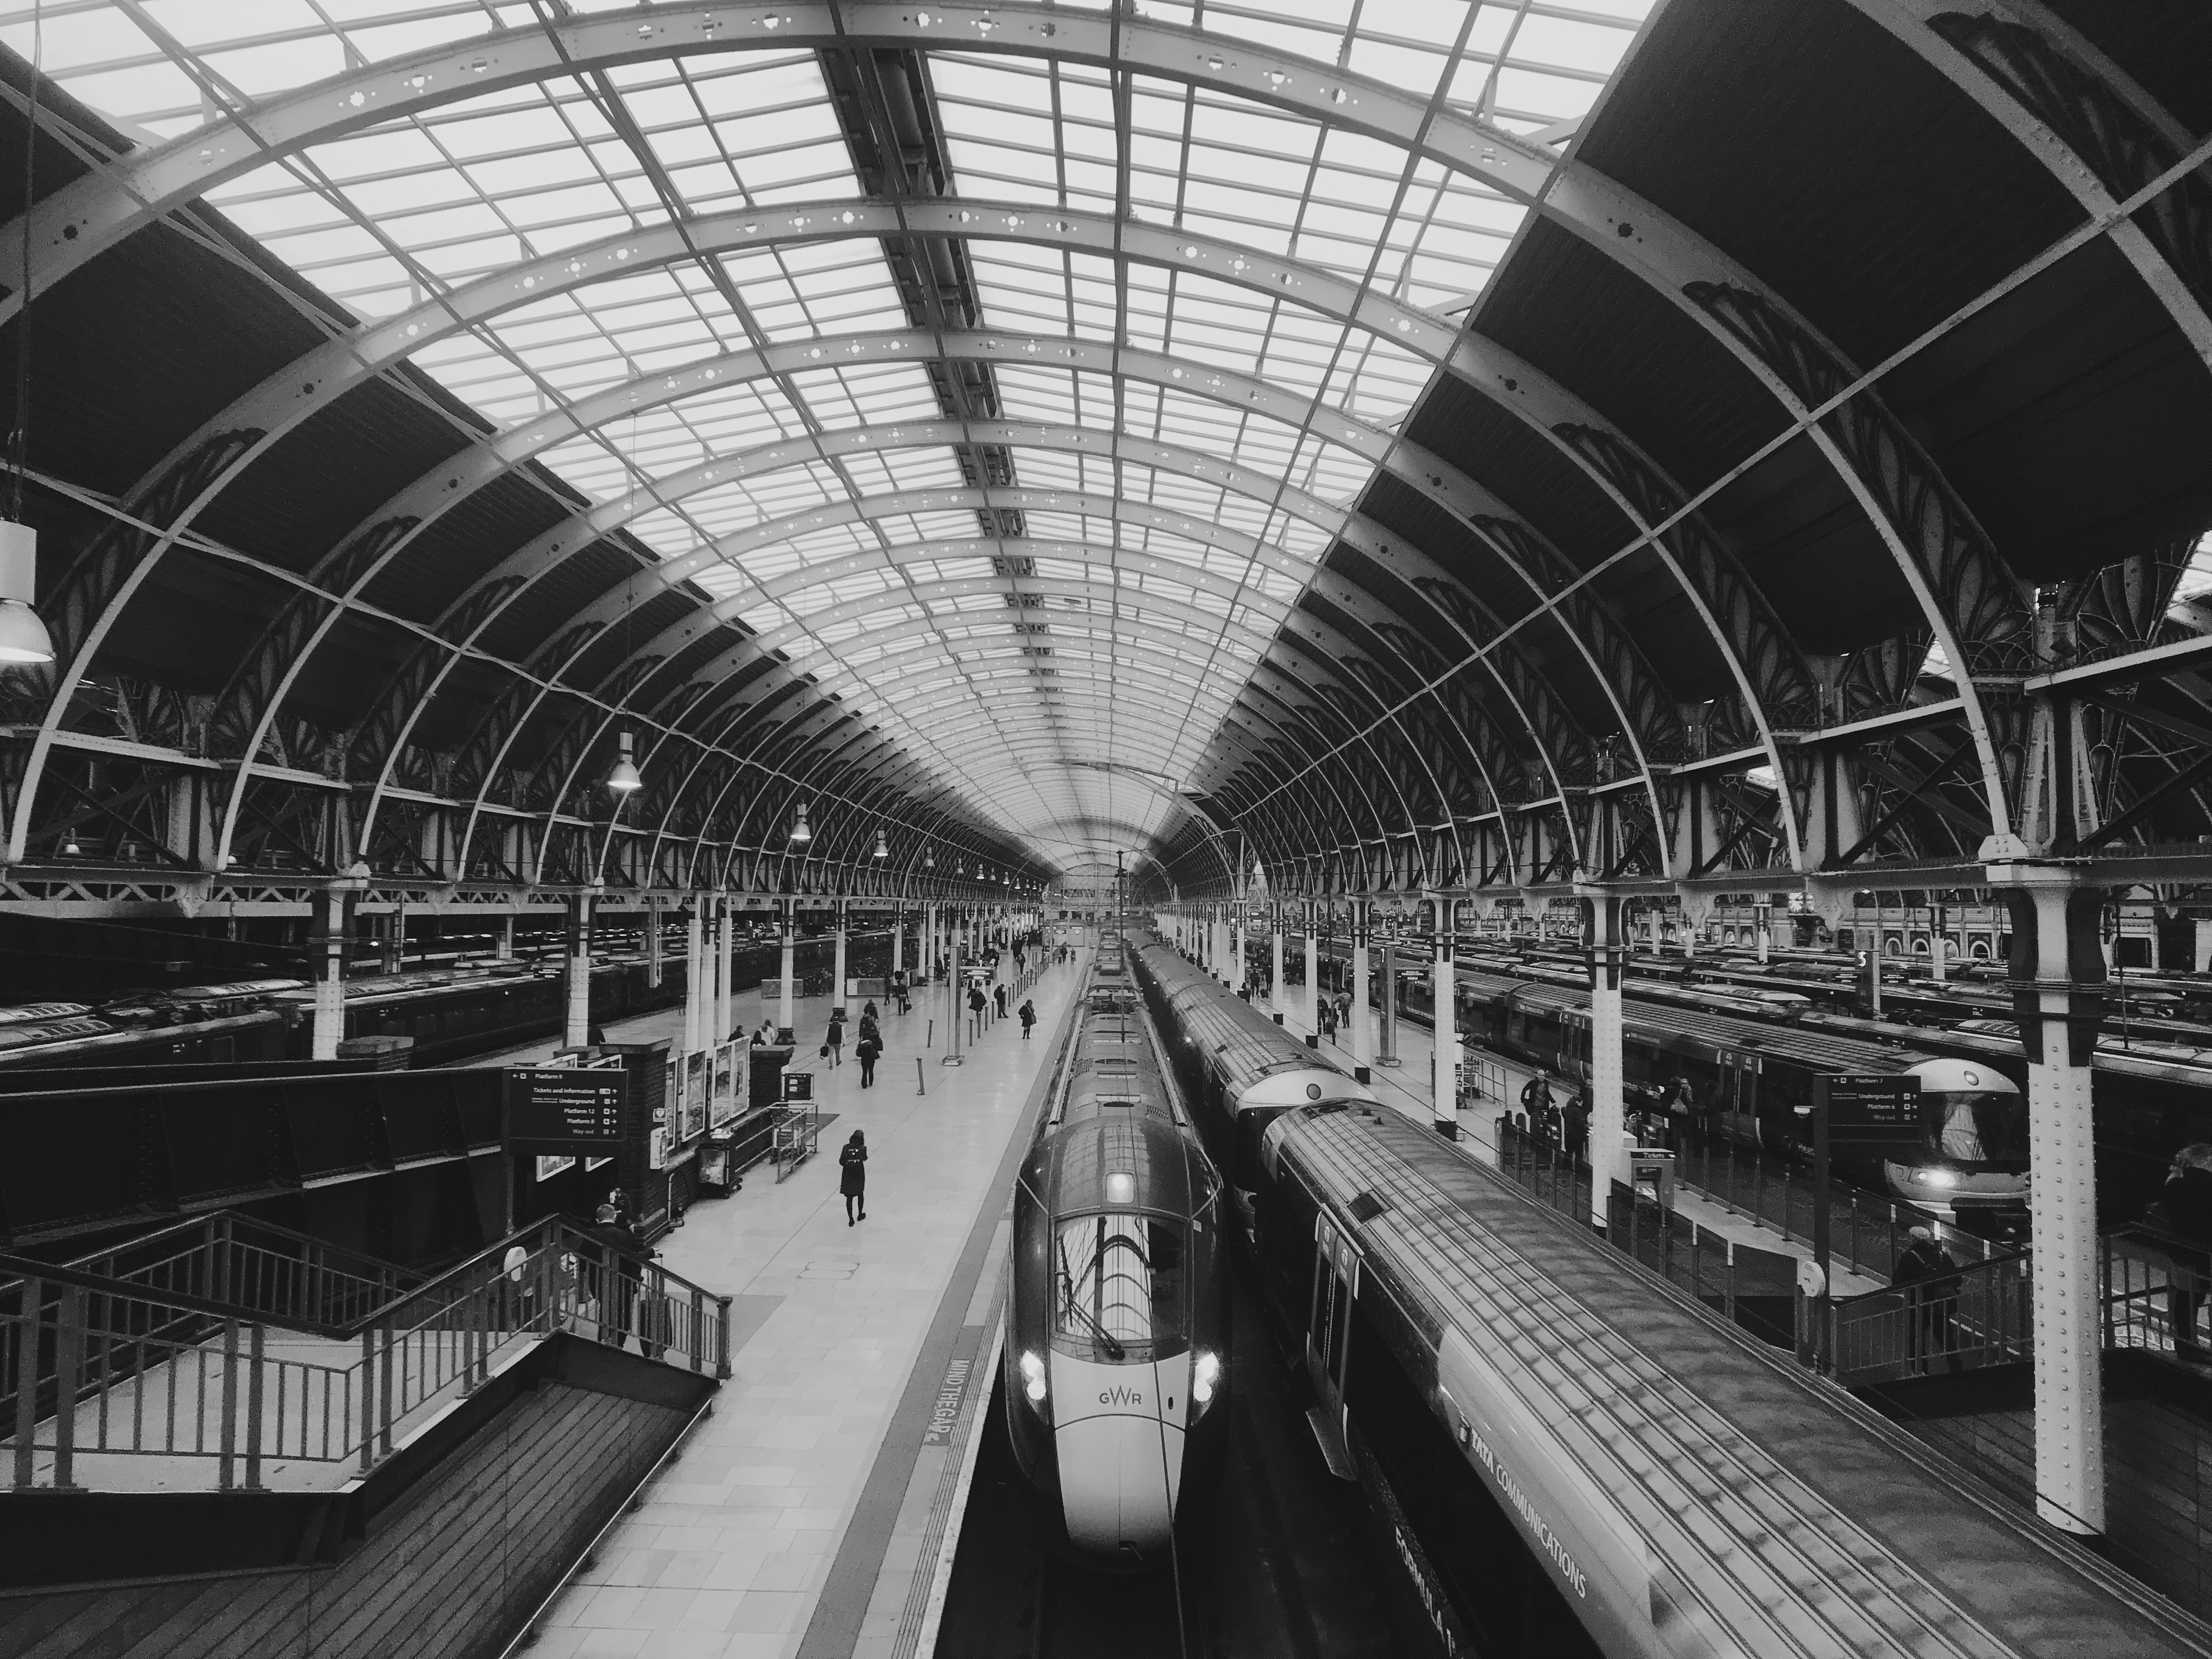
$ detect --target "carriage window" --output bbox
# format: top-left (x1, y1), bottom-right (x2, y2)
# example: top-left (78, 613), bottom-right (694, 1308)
top-left (1054, 1212), bottom-right (1186, 1361)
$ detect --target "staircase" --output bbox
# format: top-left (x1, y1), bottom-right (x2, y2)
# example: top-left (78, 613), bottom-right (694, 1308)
top-left (0, 1213), bottom-right (733, 1658)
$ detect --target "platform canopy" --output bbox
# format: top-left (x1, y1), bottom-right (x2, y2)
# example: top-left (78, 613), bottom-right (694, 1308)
top-left (0, 1), bottom-right (2205, 906)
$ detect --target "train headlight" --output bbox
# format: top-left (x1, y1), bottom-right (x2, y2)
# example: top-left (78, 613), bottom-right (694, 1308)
top-left (1019, 1350), bottom-right (1048, 1405)
top-left (1192, 1351), bottom-right (1220, 1413)
top-left (1916, 1167), bottom-right (1960, 1189)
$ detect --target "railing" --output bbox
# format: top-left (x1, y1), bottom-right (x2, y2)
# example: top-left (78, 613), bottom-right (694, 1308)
top-left (27, 1211), bottom-right (421, 1331)
top-left (2102, 1224), bottom-right (2212, 1358)
top-left (2, 1215), bottom-right (734, 1492)
top-left (1827, 1251), bottom-right (2033, 1384)
top-left (1605, 1182), bottom-right (1802, 1348)
top-left (1681, 1131), bottom-right (1999, 1282)
top-left (1495, 1119), bottom-right (1593, 1224)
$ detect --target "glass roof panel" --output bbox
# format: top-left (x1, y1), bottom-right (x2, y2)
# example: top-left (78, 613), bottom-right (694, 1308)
top-left (4, 0), bottom-right (1652, 866)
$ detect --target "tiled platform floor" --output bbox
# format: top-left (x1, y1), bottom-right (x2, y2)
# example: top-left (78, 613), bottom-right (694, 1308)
top-left (520, 950), bottom-right (1087, 1659)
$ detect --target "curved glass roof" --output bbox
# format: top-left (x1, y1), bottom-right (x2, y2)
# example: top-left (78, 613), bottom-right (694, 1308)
top-left (2, 0), bottom-right (1650, 876)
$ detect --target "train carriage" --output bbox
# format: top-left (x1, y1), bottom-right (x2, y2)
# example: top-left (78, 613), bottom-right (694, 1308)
top-left (1005, 956), bottom-right (1228, 1567)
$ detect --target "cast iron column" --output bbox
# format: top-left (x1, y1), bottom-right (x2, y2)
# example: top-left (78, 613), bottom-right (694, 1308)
top-left (1431, 895), bottom-right (1458, 1137)
top-left (1991, 863), bottom-right (2107, 1535)
top-left (1583, 888), bottom-right (1627, 1228)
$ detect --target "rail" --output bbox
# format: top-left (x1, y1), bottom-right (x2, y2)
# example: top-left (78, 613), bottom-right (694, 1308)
top-left (1604, 1181), bottom-right (1801, 1347)
top-left (1496, 1115), bottom-right (1997, 1283)
top-left (1, 1213), bottom-right (734, 1492)
top-left (2102, 1224), bottom-right (2212, 1357)
top-left (1824, 1228), bottom-right (2212, 1385)
top-left (14, 1211), bottom-right (423, 1331)
top-left (1827, 1251), bottom-right (2033, 1384)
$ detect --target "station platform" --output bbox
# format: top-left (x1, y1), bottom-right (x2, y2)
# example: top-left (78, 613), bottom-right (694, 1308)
top-left (1245, 977), bottom-right (1886, 1296)
top-left (518, 950), bottom-right (1087, 1659)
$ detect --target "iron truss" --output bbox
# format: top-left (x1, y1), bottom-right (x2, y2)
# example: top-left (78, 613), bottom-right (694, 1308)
top-left (0, 2), bottom-right (2203, 919)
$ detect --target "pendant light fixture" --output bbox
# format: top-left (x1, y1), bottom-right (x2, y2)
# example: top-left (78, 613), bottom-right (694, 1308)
top-left (789, 800), bottom-right (812, 845)
top-left (605, 730), bottom-right (642, 794)
top-left (874, 827), bottom-right (888, 860)
top-left (925, 848), bottom-right (935, 870)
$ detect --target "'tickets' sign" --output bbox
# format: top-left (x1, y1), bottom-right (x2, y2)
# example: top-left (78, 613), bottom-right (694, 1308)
top-left (505, 1066), bottom-right (628, 1148)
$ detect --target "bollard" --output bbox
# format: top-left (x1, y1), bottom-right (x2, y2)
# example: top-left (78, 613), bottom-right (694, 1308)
top-left (928, 1018), bottom-right (934, 1048)
top-left (917, 1056), bottom-right (927, 1096)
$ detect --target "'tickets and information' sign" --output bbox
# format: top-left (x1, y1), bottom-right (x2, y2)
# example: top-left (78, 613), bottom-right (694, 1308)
top-left (506, 1066), bottom-right (628, 1148)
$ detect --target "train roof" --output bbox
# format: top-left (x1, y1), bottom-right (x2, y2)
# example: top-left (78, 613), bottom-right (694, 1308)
top-left (1038, 1099), bottom-right (1207, 1218)
top-left (1269, 1104), bottom-right (2212, 1659)
top-left (1458, 969), bottom-right (1936, 1075)
top-left (1133, 940), bottom-right (1351, 1093)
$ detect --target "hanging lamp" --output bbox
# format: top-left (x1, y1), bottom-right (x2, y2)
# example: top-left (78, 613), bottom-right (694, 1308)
top-left (605, 731), bottom-right (643, 793)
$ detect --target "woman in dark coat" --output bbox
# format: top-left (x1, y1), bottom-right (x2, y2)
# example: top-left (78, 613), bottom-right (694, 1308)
top-left (855, 1030), bottom-right (882, 1087)
top-left (839, 1130), bottom-right (868, 1225)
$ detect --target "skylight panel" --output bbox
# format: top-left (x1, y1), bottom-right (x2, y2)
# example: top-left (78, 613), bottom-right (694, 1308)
top-left (2, 0), bottom-right (1656, 865)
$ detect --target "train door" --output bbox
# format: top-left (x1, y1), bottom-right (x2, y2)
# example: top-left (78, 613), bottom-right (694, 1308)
top-left (1305, 1210), bottom-right (1359, 1479)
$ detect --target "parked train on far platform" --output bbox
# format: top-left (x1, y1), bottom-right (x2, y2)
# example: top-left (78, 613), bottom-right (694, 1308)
top-left (1397, 965), bottom-right (2031, 1223)
top-left (0, 927), bottom-right (894, 1071)
top-left (1004, 961), bottom-right (1227, 1566)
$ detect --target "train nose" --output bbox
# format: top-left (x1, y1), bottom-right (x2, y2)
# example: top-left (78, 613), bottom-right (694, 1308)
top-left (1051, 1353), bottom-right (1189, 1556)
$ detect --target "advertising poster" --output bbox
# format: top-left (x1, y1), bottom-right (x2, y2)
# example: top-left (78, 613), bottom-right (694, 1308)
top-left (683, 1050), bottom-right (709, 1141)
top-left (710, 1041), bottom-right (741, 1129)
top-left (534, 1155), bottom-right (575, 1181)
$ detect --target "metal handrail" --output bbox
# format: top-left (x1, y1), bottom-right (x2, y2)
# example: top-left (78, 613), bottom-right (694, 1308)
top-left (2, 1217), bottom-right (735, 1492)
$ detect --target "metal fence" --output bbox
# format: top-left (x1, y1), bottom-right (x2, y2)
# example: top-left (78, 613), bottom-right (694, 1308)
top-left (1, 1214), bottom-right (734, 1492)
top-left (1604, 1182), bottom-right (1803, 1347)
top-left (2102, 1226), bottom-right (2212, 1357)
top-left (1827, 1252), bottom-right (2033, 1384)
top-left (1681, 1132), bottom-right (1998, 1282)
top-left (1494, 1119), bottom-right (1593, 1224)
top-left (42, 1212), bottom-right (420, 1331)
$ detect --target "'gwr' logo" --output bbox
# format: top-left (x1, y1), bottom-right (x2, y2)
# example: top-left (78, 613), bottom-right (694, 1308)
top-left (1099, 1384), bottom-right (1146, 1406)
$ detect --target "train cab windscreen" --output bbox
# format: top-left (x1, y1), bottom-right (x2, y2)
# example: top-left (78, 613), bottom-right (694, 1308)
top-left (1054, 1212), bottom-right (1187, 1362)
top-left (1925, 1088), bottom-right (2027, 1166)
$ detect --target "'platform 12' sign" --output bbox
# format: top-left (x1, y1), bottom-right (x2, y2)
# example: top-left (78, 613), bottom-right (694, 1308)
top-left (506, 1067), bottom-right (629, 1149)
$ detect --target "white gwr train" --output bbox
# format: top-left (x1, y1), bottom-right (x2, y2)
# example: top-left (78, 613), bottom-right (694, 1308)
top-left (1003, 962), bottom-right (1229, 1567)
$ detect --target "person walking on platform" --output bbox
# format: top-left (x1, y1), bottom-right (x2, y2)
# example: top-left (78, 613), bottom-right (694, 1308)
top-left (1564, 1094), bottom-right (1590, 1165)
top-left (858, 1005), bottom-right (882, 1052)
top-left (1894, 1226), bottom-right (1959, 1372)
top-left (855, 1029), bottom-right (881, 1088)
top-left (968, 981), bottom-right (986, 1042)
top-left (994, 981), bottom-right (1009, 1019)
top-left (2147, 1144), bottom-right (2212, 1358)
top-left (839, 1130), bottom-right (869, 1225)
top-left (825, 1012), bottom-right (844, 1067)
top-left (1019, 998), bottom-right (1036, 1040)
